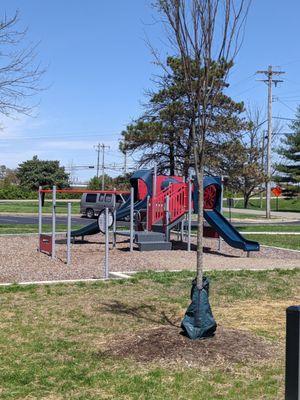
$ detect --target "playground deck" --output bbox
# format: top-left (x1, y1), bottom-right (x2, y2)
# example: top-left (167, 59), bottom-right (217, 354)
top-left (0, 234), bottom-right (299, 284)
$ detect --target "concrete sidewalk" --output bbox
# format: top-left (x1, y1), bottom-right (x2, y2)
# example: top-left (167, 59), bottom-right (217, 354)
top-left (223, 207), bottom-right (300, 221)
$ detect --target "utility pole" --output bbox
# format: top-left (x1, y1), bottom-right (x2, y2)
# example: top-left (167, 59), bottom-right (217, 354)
top-left (124, 150), bottom-right (127, 175)
top-left (260, 131), bottom-right (266, 209)
top-left (256, 66), bottom-right (284, 219)
top-left (94, 143), bottom-right (101, 178)
top-left (94, 143), bottom-right (110, 189)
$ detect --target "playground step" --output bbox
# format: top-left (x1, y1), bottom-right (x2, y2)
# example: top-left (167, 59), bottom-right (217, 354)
top-left (137, 241), bottom-right (172, 251)
top-left (151, 224), bottom-right (164, 233)
top-left (134, 231), bottom-right (166, 242)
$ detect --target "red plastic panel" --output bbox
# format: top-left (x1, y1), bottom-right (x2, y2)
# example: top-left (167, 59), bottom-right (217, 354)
top-left (39, 234), bottom-right (52, 255)
top-left (137, 179), bottom-right (148, 200)
top-left (204, 184), bottom-right (217, 209)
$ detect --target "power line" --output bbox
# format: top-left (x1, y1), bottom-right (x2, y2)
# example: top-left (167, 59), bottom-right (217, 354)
top-left (278, 99), bottom-right (297, 114)
top-left (228, 73), bottom-right (256, 90)
top-left (234, 84), bottom-right (260, 97)
top-left (278, 58), bottom-right (300, 67)
top-left (273, 116), bottom-right (297, 121)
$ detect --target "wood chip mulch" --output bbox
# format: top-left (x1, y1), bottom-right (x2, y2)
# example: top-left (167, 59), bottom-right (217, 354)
top-left (0, 234), bottom-right (299, 283)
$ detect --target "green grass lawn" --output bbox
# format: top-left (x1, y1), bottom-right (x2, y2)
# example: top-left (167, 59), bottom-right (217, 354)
top-left (244, 234), bottom-right (300, 250)
top-left (0, 269), bottom-right (298, 399)
top-left (0, 224), bottom-right (82, 234)
top-left (224, 197), bottom-right (300, 212)
top-left (237, 225), bottom-right (300, 233)
top-left (0, 201), bottom-right (80, 214)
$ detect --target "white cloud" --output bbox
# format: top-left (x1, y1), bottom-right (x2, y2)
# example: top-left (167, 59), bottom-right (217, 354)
top-left (0, 115), bottom-right (47, 139)
top-left (40, 140), bottom-right (94, 151)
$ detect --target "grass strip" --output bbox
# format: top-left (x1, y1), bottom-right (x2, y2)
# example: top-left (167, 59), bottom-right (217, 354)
top-left (0, 269), bottom-right (298, 399)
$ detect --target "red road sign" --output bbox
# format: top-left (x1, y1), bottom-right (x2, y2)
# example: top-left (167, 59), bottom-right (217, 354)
top-left (272, 186), bottom-right (282, 197)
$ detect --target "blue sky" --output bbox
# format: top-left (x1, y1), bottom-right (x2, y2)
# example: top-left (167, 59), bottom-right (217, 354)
top-left (0, 1), bottom-right (300, 182)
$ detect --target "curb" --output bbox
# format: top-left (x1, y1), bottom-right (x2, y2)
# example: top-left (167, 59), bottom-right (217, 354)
top-left (240, 232), bottom-right (300, 235)
top-left (0, 266), bottom-right (299, 287)
top-left (261, 245), bottom-right (300, 253)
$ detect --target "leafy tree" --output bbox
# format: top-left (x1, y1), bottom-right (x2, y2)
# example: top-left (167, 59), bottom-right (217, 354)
top-left (112, 173), bottom-right (132, 191)
top-left (276, 106), bottom-right (300, 196)
top-left (88, 174), bottom-right (113, 190)
top-left (17, 156), bottom-right (69, 190)
top-left (216, 137), bottom-right (264, 208)
top-left (0, 165), bottom-right (6, 180)
top-left (121, 56), bottom-right (245, 178)
top-left (0, 165), bottom-right (19, 186)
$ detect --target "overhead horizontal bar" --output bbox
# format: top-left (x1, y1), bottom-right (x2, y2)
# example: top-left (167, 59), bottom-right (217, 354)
top-left (39, 189), bottom-right (130, 194)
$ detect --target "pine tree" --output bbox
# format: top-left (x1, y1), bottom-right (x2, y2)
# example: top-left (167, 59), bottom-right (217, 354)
top-left (276, 106), bottom-right (300, 196)
top-left (120, 57), bottom-right (246, 178)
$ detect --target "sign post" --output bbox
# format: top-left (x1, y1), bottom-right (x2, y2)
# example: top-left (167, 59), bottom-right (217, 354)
top-left (271, 186), bottom-right (282, 212)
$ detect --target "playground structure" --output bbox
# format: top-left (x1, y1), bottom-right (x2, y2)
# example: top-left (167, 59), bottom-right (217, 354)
top-left (37, 168), bottom-right (259, 266)
top-left (70, 168), bottom-right (259, 252)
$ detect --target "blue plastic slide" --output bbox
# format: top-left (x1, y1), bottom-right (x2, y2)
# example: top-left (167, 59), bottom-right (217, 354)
top-left (204, 209), bottom-right (260, 252)
top-left (71, 221), bottom-right (99, 238)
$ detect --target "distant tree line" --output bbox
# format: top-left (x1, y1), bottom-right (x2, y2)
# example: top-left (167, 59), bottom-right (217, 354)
top-left (0, 156), bottom-right (130, 199)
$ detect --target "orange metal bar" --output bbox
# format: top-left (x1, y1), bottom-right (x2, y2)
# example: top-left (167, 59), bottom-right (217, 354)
top-left (39, 189), bottom-right (130, 195)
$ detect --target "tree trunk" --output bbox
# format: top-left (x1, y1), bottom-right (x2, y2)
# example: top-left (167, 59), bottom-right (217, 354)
top-left (244, 193), bottom-right (250, 209)
top-left (196, 164), bottom-right (204, 289)
top-left (191, 121), bottom-right (204, 291)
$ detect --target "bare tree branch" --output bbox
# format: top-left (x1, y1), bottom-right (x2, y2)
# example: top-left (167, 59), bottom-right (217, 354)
top-left (155, 0), bottom-right (251, 289)
top-left (0, 11), bottom-right (45, 117)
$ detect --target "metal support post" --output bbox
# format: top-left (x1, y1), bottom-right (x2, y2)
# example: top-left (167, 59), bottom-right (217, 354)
top-left (218, 176), bottom-right (224, 251)
top-left (130, 187), bottom-right (134, 252)
top-left (51, 186), bottom-right (56, 259)
top-left (181, 219), bottom-right (185, 242)
top-left (153, 163), bottom-right (157, 197)
top-left (285, 305), bottom-right (300, 400)
top-left (67, 202), bottom-right (71, 265)
top-left (187, 177), bottom-right (192, 251)
top-left (146, 195), bottom-right (150, 231)
top-left (38, 186), bottom-right (42, 251)
top-left (104, 207), bottom-right (109, 279)
top-left (165, 195), bottom-right (170, 241)
top-left (113, 191), bottom-right (117, 248)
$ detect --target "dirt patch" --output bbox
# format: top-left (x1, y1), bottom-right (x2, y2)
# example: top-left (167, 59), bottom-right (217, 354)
top-left (100, 325), bottom-right (277, 365)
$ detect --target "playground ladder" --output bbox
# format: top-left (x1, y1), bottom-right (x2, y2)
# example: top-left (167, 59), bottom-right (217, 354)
top-left (147, 183), bottom-right (189, 231)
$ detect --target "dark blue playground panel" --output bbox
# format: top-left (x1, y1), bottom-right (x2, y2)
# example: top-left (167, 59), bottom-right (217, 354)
top-left (116, 169), bottom-right (153, 220)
